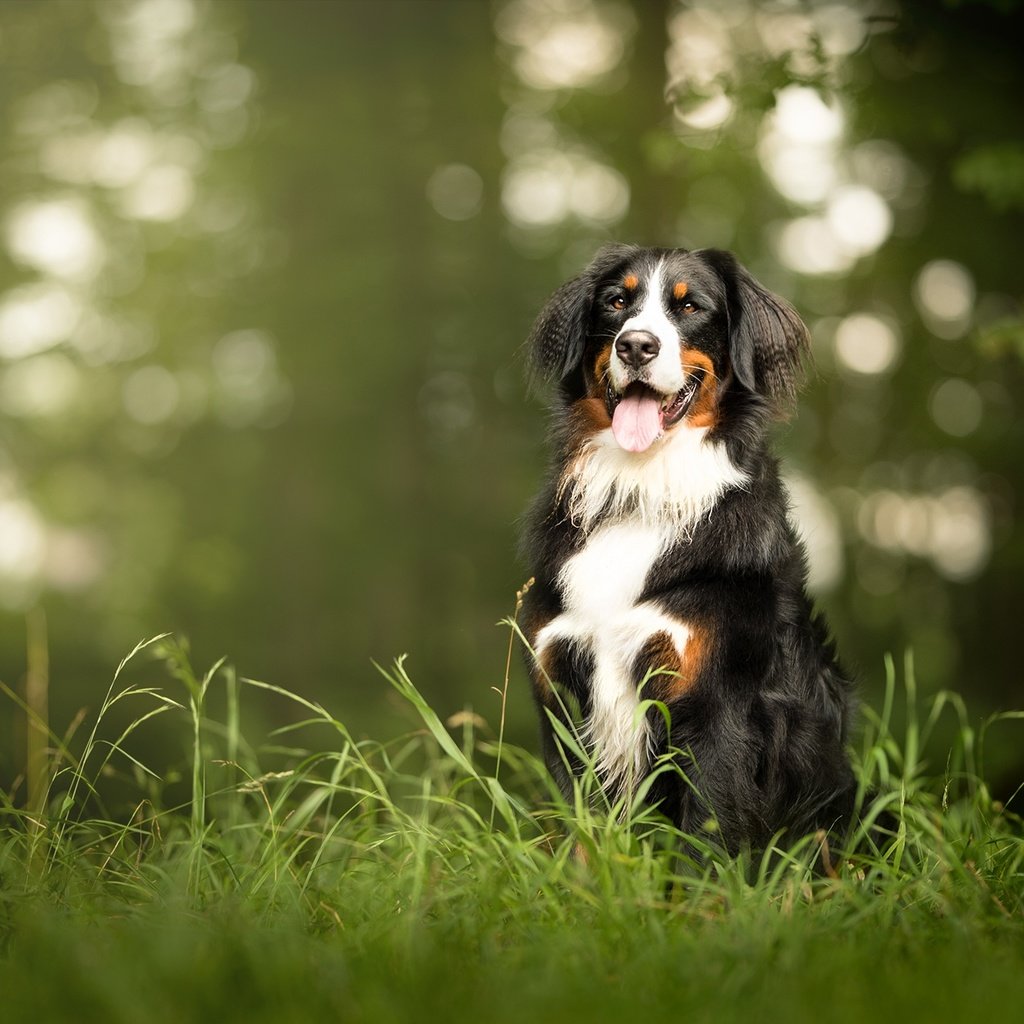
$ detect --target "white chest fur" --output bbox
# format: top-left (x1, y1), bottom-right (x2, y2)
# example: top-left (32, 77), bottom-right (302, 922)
top-left (534, 521), bottom-right (691, 793)
top-left (564, 424), bottom-right (749, 533)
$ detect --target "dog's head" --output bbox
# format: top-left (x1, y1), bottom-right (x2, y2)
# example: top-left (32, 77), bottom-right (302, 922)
top-left (528, 244), bottom-right (809, 453)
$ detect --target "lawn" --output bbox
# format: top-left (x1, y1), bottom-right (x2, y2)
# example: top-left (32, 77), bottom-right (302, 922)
top-left (2, 636), bottom-right (1022, 1023)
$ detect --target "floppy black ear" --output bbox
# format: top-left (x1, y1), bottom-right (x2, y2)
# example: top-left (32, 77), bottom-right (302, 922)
top-left (526, 243), bottom-right (637, 391)
top-left (526, 275), bottom-right (593, 387)
top-left (700, 249), bottom-right (810, 413)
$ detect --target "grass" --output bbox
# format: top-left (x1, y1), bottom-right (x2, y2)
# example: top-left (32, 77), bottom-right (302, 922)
top-left (1, 629), bottom-right (1023, 1024)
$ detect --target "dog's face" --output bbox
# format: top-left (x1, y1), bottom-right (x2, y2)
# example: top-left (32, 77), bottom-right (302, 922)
top-left (587, 250), bottom-right (731, 451)
top-left (528, 245), bottom-right (809, 453)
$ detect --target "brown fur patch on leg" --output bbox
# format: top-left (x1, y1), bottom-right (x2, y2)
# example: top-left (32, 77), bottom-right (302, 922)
top-left (638, 625), bottom-right (712, 700)
top-left (533, 642), bottom-right (559, 703)
top-left (520, 606), bottom-right (555, 702)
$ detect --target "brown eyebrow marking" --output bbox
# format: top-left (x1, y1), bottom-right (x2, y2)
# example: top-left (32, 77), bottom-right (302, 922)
top-left (673, 281), bottom-right (689, 300)
top-left (623, 274), bottom-right (639, 290)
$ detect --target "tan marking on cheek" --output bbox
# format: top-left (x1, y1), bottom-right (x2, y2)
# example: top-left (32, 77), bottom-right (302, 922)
top-left (556, 396), bottom-right (612, 499)
top-left (588, 344), bottom-right (612, 399)
top-left (558, 344), bottom-right (614, 496)
top-left (623, 274), bottom-right (639, 290)
top-left (681, 348), bottom-right (713, 376)
top-left (673, 281), bottom-right (689, 300)
top-left (571, 397), bottom-right (612, 436)
top-left (681, 348), bottom-right (720, 430)
top-left (556, 397), bottom-right (612, 493)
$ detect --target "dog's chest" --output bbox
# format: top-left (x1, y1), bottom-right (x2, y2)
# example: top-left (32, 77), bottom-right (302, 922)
top-left (559, 521), bottom-right (664, 623)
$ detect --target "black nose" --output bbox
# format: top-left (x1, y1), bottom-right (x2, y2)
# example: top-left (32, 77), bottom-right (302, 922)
top-left (615, 330), bottom-right (660, 368)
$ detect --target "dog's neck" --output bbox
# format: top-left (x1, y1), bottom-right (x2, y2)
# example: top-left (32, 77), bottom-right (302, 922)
top-left (558, 423), bottom-right (750, 535)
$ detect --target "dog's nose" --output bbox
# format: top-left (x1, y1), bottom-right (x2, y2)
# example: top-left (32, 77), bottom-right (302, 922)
top-left (615, 330), bottom-right (660, 368)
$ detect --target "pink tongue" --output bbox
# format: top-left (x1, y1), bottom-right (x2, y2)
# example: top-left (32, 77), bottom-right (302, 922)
top-left (611, 390), bottom-right (662, 452)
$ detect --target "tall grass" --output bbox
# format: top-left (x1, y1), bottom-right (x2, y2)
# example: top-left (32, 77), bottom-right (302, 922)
top-left (1, 631), bottom-right (1022, 1023)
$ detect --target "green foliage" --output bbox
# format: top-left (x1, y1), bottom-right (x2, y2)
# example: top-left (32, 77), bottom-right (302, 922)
top-left (2, 640), bottom-right (1023, 1022)
top-left (976, 315), bottom-right (1024, 359)
top-left (954, 143), bottom-right (1024, 212)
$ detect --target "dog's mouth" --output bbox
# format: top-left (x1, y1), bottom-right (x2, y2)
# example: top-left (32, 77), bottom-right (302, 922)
top-left (605, 374), bottom-right (703, 453)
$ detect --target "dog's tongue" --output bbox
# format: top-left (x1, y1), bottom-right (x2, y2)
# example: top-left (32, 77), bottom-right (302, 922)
top-left (611, 387), bottom-right (661, 453)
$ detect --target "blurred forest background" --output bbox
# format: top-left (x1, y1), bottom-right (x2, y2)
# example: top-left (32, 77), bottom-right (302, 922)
top-left (1, 0), bottom-right (1022, 791)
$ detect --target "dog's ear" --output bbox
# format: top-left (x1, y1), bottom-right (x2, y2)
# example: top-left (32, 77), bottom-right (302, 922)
top-left (526, 274), bottom-right (593, 388)
top-left (527, 243), bottom-right (637, 391)
top-left (700, 249), bottom-right (810, 414)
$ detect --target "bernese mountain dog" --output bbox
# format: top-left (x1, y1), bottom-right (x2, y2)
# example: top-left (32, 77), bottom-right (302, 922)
top-left (520, 244), bottom-right (856, 852)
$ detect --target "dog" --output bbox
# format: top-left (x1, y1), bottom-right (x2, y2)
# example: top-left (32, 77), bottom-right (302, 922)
top-left (519, 244), bottom-right (856, 852)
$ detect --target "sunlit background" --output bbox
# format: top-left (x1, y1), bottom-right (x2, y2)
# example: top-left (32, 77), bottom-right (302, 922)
top-left (1, 0), bottom-right (1022, 790)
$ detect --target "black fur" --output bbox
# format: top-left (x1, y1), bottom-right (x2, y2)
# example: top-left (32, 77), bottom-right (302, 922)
top-left (520, 245), bottom-right (856, 853)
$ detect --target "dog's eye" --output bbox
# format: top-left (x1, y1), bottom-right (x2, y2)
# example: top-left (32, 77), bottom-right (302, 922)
top-left (681, 300), bottom-right (699, 315)
top-left (609, 295), bottom-right (626, 311)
